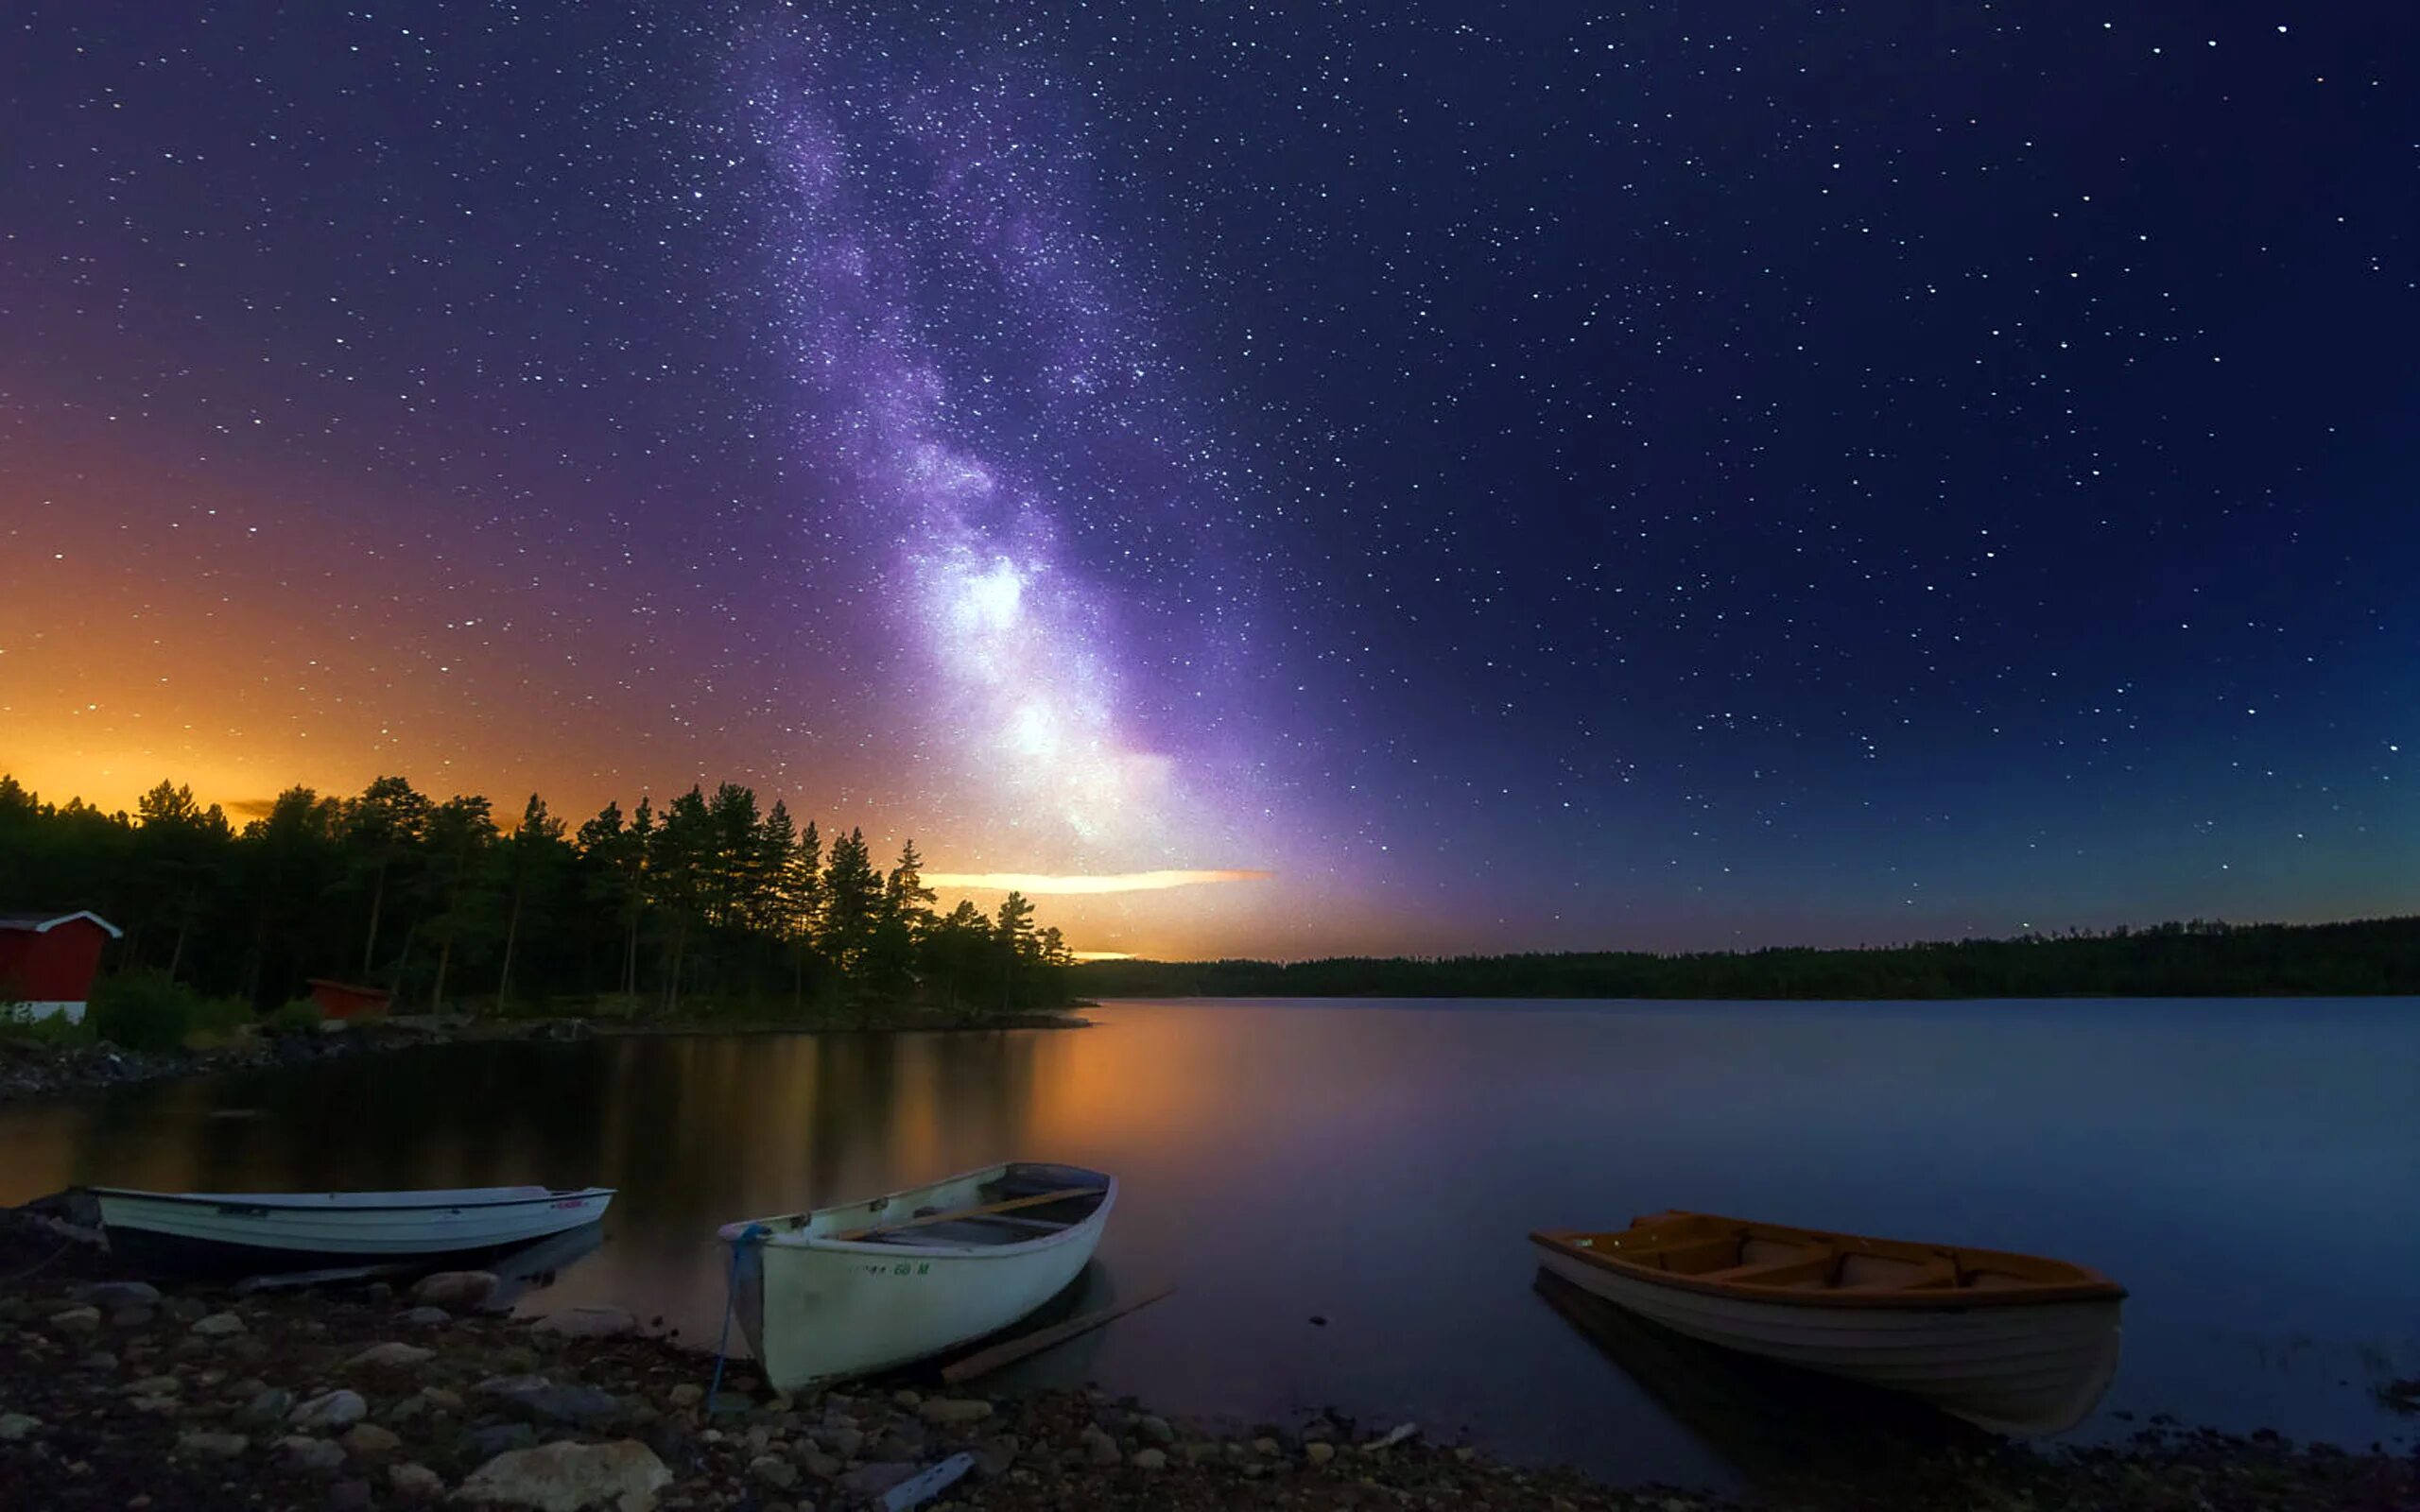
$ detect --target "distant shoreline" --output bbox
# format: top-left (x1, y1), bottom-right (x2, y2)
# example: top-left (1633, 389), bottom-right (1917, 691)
top-left (1071, 915), bottom-right (2420, 1002)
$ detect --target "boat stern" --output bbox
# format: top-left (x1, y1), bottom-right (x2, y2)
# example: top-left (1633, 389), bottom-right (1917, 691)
top-left (718, 1221), bottom-right (771, 1363)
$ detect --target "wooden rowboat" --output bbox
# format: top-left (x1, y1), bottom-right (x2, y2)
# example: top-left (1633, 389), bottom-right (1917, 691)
top-left (719, 1161), bottom-right (1115, 1389)
top-left (1530, 1211), bottom-right (2124, 1436)
top-left (91, 1185), bottom-right (614, 1272)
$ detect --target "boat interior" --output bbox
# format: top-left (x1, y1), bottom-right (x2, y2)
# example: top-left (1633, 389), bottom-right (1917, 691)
top-left (1546, 1211), bottom-right (2121, 1298)
top-left (838, 1162), bottom-right (1112, 1250)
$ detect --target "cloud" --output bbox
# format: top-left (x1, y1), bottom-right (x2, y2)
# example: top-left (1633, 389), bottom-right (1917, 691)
top-left (925, 868), bottom-right (1271, 895)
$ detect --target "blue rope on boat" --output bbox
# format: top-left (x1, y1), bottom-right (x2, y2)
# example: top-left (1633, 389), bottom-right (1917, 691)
top-left (706, 1223), bottom-right (768, 1418)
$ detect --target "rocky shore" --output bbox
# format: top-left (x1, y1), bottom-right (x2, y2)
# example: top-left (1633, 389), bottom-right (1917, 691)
top-left (2, 1212), bottom-right (2411, 1512)
top-left (0, 1010), bottom-right (1089, 1107)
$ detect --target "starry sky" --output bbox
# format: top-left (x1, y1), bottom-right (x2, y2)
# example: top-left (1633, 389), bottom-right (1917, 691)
top-left (2, 2), bottom-right (2413, 960)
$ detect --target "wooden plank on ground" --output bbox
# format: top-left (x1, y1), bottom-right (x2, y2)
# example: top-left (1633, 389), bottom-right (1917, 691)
top-left (940, 1282), bottom-right (1175, 1384)
top-left (835, 1187), bottom-right (1103, 1242)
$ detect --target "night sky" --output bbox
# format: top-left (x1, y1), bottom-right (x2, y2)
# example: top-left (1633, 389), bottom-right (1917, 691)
top-left (3, 3), bottom-right (2412, 959)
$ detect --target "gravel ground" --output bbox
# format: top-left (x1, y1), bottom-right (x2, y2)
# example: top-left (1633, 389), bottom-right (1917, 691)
top-left (3, 1211), bottom-right (2413, 1512)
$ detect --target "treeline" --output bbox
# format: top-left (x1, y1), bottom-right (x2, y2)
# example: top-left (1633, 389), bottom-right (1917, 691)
top-left (0, 774), bottom-right (1075, 1020)
top-left (1072, 916), bottom-right (2420, 1001)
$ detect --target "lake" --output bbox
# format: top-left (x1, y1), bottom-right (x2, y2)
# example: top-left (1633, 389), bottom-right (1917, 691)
top-left (3, 997), bottom-right (2414, 1485)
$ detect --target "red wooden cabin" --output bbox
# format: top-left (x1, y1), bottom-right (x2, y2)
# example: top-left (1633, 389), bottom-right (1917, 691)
top-left (0, 910), bottom-right (123, 1023)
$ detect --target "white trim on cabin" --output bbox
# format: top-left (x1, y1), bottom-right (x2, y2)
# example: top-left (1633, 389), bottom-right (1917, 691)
top-left (12, 1001), bottom-right (87, 1023)
top-left (0, 910), bottom-right (125, 938)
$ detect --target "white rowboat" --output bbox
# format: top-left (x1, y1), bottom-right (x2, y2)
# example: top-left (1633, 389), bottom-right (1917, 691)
top-left (1532, 1211), bottom-right (2124, 1436)
top-left (91, 1185), bottom-right (614, 1271)
top-left (720, 1161), bottom-right (1115, 1389)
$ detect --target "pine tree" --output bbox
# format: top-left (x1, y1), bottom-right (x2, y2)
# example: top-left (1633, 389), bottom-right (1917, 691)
top-left (342, 776), bottom-right (431, 980)
top-left (820, 827), bottom-right (881, 977)
top-left (495, 794), bottom-right (567, 1010)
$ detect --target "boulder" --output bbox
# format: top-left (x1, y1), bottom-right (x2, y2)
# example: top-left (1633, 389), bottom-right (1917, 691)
top-left (1305, 1441), bottom-right (1337, 1466)
top-left (341, 1422), bottom-right (404, 1456)
top-left (836, 1462), bottom-right (918, 1502)
top-left (916, 1397), bottom-right (994, 1425)
top-left (189, 1311), bottom-right (247, 1337)
top-left (455, 1439), bottom-right (672, 1512)
top-left (48, 1306), bottom-right (101, 1334)
top-left (532, 1305), bottom-right (634, 1340)
top-left (0, 1414), bottom-right (40, 1442)
top-left (235, 1387), bottom-right (294, 1427)
top-left (477, 1373), bottom-right (628, 1428)
top-left (81, 1280), bottom-right (163, 1309)
top-left (1131, 1448), bottom-right (1168, 1470)
top-left (388, 1462), bottom-right (445, 1502)
top-left (458, 1423), bottom-right (540, 1461)
top-left (289, 1388), bottom-right (369, 1430)
top-left (409, 1270), bottom-right (498, 1310)
top-left (346, 1341), bottom-right (435, 1371)
top-left (750, 1453), bottom-right (799, 1489)
top-left (278, 1435), bottom-right (347, 1472)
top-left (177, 1430), bottom-right (250, 1459)
top-left (666, 1383), bottom-right (702, 1409)
top-left (399, 1306), bottom-right (451, 1327)
top-left (109, 1304), bottom-right (157, 1329)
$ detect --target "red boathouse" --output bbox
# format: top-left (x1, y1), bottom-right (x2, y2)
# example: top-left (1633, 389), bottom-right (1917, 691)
top-left (304, 978), bottom-right (392, 1021)
top-left (0, 910), bottom-right (123, 1024)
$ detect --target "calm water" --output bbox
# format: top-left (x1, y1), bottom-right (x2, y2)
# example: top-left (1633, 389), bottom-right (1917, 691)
top-left (4, 998), bottom-right (2415, 1484)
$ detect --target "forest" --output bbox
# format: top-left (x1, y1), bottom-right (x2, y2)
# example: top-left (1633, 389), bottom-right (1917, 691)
top-left (0, 773), bottom-right (1075, 1022)
top-left (1070, 916), bottom-right (2420, 1001)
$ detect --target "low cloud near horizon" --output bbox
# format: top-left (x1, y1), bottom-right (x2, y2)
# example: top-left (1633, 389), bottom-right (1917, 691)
top-left (925, 868), bottom-right (1272, 895)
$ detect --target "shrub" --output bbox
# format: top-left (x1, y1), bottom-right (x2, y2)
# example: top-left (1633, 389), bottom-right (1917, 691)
top-left (268, 998), bottom-right (324, 1031)
top-left (86, 970), bottom-right (253, 1053)
top-left (86, 970), bottom-right (199, 1052)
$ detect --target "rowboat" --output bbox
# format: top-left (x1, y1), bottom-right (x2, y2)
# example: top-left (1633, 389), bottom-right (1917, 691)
top-left (90, 1185), bottom-right (614, 1272)
top-left (720, 1161), bottom-right (1115, 1389)
top-left (1531, 1211), bottom-right (2124, 1436)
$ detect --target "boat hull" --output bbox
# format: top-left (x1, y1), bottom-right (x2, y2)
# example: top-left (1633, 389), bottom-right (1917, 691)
top-left (93, 1186), bottom-right (614, 1272)
top-left (1533, 1243), bottom-right (2121, 1435)
top-left (726, 1164), bottom-right (1114, 1389)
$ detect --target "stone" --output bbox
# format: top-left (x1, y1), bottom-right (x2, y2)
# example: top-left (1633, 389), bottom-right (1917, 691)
top-left (49, 1306), bottom-right (102, 1334)
top-left (176, 1430), bottom-right (250, 1459)
top-left (341, 1422), bottom-right (403, 1456)
top-left (422, 1385), bottom-right (464, 1414)
top-left (970, 1435), bottom-right (1019, 1478)
top-left (890, 1389), bottom-right (921, 1409)
top-left (81, 1281), bottom-right (163, 1309)
top-left (236, 1387), bottom-right (295, 1427)
top-left (1253, 1436), bottom-right (1281, 1456)
top-left (346, 1341), bottom-right (435, 1370)
top-left (77, 1349), bottom-right (119, 1370)
top-left (1137, 1414), bottom-right (1175, 1445)
top-left (797, 1449), bottom-right (841, 1480)
top-left (400, 1306), bottom-right (451, 1327)
top-left (477, 1373), bottom-right (628, 1428)
top-left (409, 1270), bottom-right (498, 1310)
top-left (1305, 1441), bottom-right (1337, 1466)
top-left (189, 1312), bottom-right (246, 1337)
top-left (110, 1305), bottom-right (158, 1329)
top-left (1454, 1446), bottom-right (1476, 1463)
top-left (163, 1297), bottom-right (209, 1323)
top-left (458, 1424), bottom-right (540, 1461)
top-left (279, 1435), bottom-right (348, 1472)
top-left (1130, 1448), bottom-right (1168, 1470)
top-left (666, 1383), bottom-right (702, 1409)
top-left (389, 1463), bottom-right (445, 1502)
top-left (289, 1389), bottom-right (369, 1430)
top-left (1081, 1424), bottom-right (1122, 1468)
top-left (836, 1462), bottom-right (918, 1502)
top-left (327, 1479), bottom-right (374, 1512)
top-left (916, 1397), bottom-right (994, 1425)
top-left (126, 1373), bottom-right (182, 1396)
top-left (532, 1305), bottom-right (635, 1340)
top-left (751, 1453), bottom-right (799, 1489)
top-left (824, 1425), bottom-right (863, 1459)
top-left (455, 1438), bottom-right (672, 1512)
top-left (0, 1414), bottom-right (41, 1442)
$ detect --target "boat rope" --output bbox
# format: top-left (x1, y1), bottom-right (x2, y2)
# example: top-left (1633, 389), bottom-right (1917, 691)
top-left (705, 1224), bottom-right (767, 1418)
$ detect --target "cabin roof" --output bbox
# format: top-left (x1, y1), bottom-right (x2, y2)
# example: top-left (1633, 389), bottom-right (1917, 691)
top-left (0, 909), bottom-right (124, 937)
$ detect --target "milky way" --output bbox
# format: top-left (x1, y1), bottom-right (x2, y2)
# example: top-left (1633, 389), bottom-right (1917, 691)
top-left (734, 22), bottom-right (1278, 885)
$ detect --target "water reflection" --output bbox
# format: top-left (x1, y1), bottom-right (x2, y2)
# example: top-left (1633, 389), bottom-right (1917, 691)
top-left (1, 1000), bottom-right (2414, 1485)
